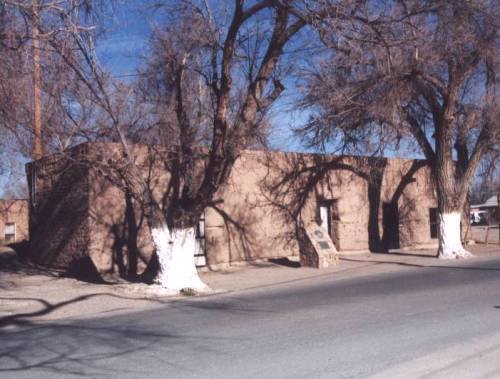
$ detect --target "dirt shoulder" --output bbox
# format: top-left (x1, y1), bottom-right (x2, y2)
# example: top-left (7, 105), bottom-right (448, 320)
top-left (1, 244), bottom-right (499, 327)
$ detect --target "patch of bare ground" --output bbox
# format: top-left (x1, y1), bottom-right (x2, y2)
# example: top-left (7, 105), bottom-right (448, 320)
top-left (0, 247), bottom-right (191, 327)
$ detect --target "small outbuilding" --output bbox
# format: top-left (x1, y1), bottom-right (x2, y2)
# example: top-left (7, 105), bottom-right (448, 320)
top-left (26, 142), bottom-right (439, 279)
top-left (0, 199), bottom-right (29, 245)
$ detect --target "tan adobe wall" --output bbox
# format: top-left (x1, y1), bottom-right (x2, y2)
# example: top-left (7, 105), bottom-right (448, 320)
top-left (208, 151), bottom-right (438, 264)
top-left (28, 142), bottom-right (438, 277)
top-left (26, 145), bottom-right (90, 269)
top-left (382, 159), bottom-right (438, 249)
top-left (86, 143), bottom-right (437, 275)
top-left (0, 199), bottom-right (29, 245)
top-left (87, 143), bottom-right (169, 277)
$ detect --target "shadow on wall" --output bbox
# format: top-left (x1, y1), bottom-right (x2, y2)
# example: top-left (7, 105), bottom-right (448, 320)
top-left (27, 144), bottom-right (432, 281)
top-left (208, 198), bottom-right (260, 264)
top-left (259, 152), bottom-right (430, 253)
top-left (27, 156), bottom-right (90, 271)
top-left (91, 145), bottom-right (263, 277)
top-left (109, 191), bottom-right (145, 281)
top-left (28, 144), bottom-right (264, 281)
top-left (88, 148), bottom-right (166, 282)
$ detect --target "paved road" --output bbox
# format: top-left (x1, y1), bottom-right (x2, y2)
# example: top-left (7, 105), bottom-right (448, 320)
top-left (2, 255), bottom-right (500, 378)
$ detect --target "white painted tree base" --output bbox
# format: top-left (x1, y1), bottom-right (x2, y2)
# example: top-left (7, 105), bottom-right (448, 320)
top-left (437, 212), bottom-right (474, 260)
top-left (151, 226), bottom-right (209, 292)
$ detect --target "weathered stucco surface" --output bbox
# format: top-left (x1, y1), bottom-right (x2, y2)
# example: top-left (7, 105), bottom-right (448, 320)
top-left (27, 142), bottom-right (438, 277)
top-left (26, 145), bottom-right (90, 270)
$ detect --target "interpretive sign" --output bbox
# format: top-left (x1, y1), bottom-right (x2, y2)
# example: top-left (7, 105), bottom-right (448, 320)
top-left (300, 224), bottom-right (338, 268)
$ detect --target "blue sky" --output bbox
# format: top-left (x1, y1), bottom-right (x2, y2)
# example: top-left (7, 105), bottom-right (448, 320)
top-left (93, 0), bottom-right (311, 152)
top-left (96, 1), bottom-right (152, 77)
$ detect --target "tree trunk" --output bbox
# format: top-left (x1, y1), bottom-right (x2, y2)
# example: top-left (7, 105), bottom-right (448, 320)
top-left (461, 196), bottom-right (471, 244)
top-left (151, 224), bottom-right (207, 291)
top-left (434, 120), bottom-right (474, 260)
top-left (435, 183), bottom-right (473, 259)
top-left (437, 211), bottom-right (473, 259)
top-left (120, 162), bottom-right (207, 291)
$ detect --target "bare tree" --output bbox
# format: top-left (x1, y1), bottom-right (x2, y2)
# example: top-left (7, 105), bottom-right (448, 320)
top-left (299, 0), bottom-right (499, 259)
top-left (0, 0), bottom-right (118, 207)
top-left (114, 0), bottom-right (311, 290)
top-left (3, 0), bottom-right (312, 290)
top-left (0, 2), bottom-right (30, 158)
top-left (0, 0), bottom-right (115, 165)
top-left (470, 152), bottom-right (500, 205)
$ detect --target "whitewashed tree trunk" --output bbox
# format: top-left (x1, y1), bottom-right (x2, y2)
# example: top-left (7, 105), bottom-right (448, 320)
top-left (151, 225), bottom-right (208, 291)
top-left (437, 212), bottom-right (473, 259)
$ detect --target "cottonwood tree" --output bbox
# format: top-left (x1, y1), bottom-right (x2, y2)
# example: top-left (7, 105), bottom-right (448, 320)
top-left (119, 1), bottom-right (311, 290)
top-left (299, 0), bottom-right (499, 259)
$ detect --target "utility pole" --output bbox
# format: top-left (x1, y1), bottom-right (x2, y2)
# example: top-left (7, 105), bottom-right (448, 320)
top-left (497, 192), bottom-right (499, 244)
top-left (32, 0), bottom-right (42, 160)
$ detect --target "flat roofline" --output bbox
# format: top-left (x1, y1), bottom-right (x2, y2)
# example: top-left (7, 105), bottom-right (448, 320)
top-left (25, 141), bottom-right (430, 165)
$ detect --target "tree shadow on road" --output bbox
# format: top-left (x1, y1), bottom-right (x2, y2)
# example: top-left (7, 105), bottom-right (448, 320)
top-left (0, 323), bottom-right (171, 376)
top-left (0, 295), bottom-right (258, 376)
top-left (0, 294), bottom-right (107, 328)
top-left (0, 316), bottom-right (222, 377)
top-left (0, 291), bottom-right (180, 330)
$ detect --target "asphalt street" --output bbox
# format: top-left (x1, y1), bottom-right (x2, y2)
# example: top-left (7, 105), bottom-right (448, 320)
top-left (2, 255), bottom-right (500, 378)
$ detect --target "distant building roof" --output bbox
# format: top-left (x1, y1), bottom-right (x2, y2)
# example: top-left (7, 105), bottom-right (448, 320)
top-left (471, 195), bottom-right (498, 209)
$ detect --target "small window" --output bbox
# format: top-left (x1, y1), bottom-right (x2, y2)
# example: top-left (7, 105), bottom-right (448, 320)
top-left (4, 222), bottom-right (16, 243)
top-left (429, 208), bottom-right (438, 239)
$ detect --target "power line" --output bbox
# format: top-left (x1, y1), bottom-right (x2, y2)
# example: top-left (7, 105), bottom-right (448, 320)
top-left (111, 72), bottom-right (144, 78)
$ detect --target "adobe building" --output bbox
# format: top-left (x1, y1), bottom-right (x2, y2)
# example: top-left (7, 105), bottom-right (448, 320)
top-left (0, 199), bottom-right (29, 245)
top-left (26, 142), bottom-right (438, 279)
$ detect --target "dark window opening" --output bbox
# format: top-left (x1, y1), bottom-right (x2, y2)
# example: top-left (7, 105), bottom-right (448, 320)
top-left (382, 202), bottom-right (400, 250)
top-left (429, 208), bottom-right (438, 239)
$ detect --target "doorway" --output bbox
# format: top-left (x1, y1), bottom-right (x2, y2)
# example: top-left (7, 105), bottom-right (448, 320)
top-left (382, 202), bottom-right (400, 250)
top-left (318, 199), bottom-right (340, 250)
